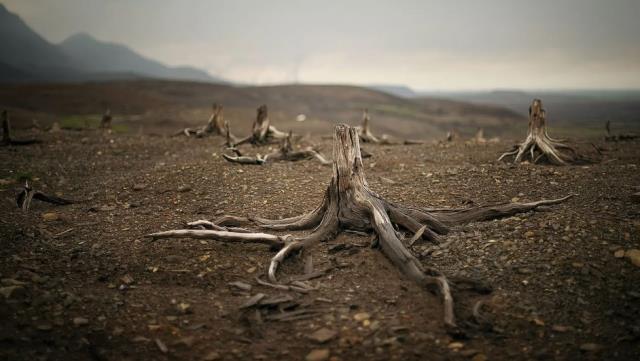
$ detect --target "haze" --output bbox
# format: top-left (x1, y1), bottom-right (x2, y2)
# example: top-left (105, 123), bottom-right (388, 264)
top-left (3, 0), bottom-right (640, 90)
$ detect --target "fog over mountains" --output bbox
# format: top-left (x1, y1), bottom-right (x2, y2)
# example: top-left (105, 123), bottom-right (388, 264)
top-left (0, 4), bottom-right (221, 83)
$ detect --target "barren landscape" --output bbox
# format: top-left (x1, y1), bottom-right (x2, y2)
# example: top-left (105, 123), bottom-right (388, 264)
top-left (1, 81), bottom-right (639, 360)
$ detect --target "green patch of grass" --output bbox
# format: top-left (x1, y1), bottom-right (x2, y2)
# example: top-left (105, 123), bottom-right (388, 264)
top-left (59, 115), bottom-right (129, 133)
top-left (15, 172), bottom-right (33, 183)
top-left (59, 115), bottom-right (101, 130)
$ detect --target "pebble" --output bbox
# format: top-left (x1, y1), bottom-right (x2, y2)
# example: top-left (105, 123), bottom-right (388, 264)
top-left (305, 348), bottom-right (330, 361)
top-left (580, 343), bottom-right (602, 352)
top-left (353, 312), bottom-right (370, 322)
top-left (203, 351), bottom-right (220, 360)
top-left (73, 317), bottom-right (89, 326)
top-left (625, 249), bottom-right (640, 267)
top-left (613, 249), bottom-right (625, 258)
top-left (308, 328), bottom-right (337, 343)
top-left (42, 212), bottom-right (59, 221)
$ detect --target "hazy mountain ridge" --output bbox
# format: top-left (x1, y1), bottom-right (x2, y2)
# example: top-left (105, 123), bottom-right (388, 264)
top-left (0, 4), bottom-right (222, 83)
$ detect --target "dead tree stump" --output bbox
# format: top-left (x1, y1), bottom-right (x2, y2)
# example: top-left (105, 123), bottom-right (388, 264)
top-left (358, 109), bottom-right (423, 145)
top-left (100, 109), bottom-right (112, 129)
top-left (1, 110), bottom-right (40, 146)
top-left (223, 130), bottom-right (330, 165)
top-left (148, 124), bottom-right (574, 330)
top-left (176, 103), bottom-right (237, 140)
top-left (234, 105), bottom-right (289, 146)
top-left (499, 99), bottom-right (580, 165)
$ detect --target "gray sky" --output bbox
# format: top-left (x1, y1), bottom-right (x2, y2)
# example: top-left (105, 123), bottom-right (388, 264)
top-left (4, 0), bottom-right (640, 90)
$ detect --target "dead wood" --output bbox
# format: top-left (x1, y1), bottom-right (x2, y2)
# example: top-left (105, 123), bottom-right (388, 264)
top-left (499, 99), bottom-right (585, 165)
top-left (1, 110), bottom-right (41, 146)
top-left (175, 103), bottom-right (238, 140)
top-left (234, 105), bottom-right (290, 146)
top-left (16, 181), bottom-right (74, 211)
top-left (604, 120), bottom-right (639, 142)
top-left (223, 131), bottom-right (330, 166)
top-left (358, 109), bottom-right (424, 145)
top-left (100, 109), bottom-right (112, 129)
top-left (147, 124), bottom-right (573, 331)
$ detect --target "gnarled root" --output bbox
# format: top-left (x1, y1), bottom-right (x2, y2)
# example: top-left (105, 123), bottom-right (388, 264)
top-left (148, 124), bottom-right (574, 329)
top-left (499, 99), bottom-right (584, 165)
top-left (16, 181), bottom-right (74, 211)
top-left (223, 131), bottom-right (330, 166)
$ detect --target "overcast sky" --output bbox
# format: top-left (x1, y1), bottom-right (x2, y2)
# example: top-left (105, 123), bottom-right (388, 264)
top-left (4, 0), bottom-right (640, 90)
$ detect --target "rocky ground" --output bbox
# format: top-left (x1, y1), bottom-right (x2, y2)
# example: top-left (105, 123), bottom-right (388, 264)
top-left (1, 128), bottom-right (639, 361)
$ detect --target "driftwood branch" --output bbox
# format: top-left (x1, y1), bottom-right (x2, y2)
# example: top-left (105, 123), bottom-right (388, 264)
top-left (16, 181), bottom-right (74, 211)
top-left (223, 131), bottom-right (330, 166)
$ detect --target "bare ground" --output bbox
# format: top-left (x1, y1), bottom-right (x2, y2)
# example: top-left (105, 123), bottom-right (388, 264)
top-left (1, 128), bottom-right (639, 361)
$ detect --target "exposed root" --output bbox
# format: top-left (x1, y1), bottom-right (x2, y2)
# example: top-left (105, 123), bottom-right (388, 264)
top-left (146, 229), bottom-right (290, 249)
top-left (499, 99), bottom-right (585, 165)
top-left (16, 181), bottom-right (74, 211)
top-left (148, 124), bottom-right (574, 330)
top-left (223, 131), bottom-right (330, 166)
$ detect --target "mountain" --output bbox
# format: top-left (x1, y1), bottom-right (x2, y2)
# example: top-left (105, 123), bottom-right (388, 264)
top-left (59, 33), bottom-right (218, 82)
top-left (369, 85), bottom-right (417, 98)
top-left (0, 4), bottom-right (222, 83)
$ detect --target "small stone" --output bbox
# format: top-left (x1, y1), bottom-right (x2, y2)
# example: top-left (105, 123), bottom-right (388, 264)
top-left (246, 267), bottom-right (256, 274)
top-left (614, 249), bottom-right (625, 258)
top-left (631, 192), bottom-right (640, 203)
top-left (448, 341), bottom-right (464, 350)
top-left (36, 323), bottom-right (53, 331)
top-left (178, 185), bottom-right (192, 192)
top-left (353, 312), bottom-right (370, 322)
top-left (524, 231), bottom-right (535, 238)
top-left (42, 212), bottom-right (59, 221)
top-left (177, 302), bottom-right (192, 314)
top-left (625, 249), bottom-right (640, 267)
top-left (203, 351), bottom-right (220, 360)
top-left (305, 348), bottom-right (330, 361)
top-left (308, 328), bottom-right (337, 343)
top-left (133, 184), bottom-right (146, 191)
top-left (471, 354), bottom-right (487, 361)
top-left (121, 274), bottom-right (134, 285)
top-left (552, 325), bottom-right (570, 333)
top-left (73, 317), bottom-right (89, 326)
top-left (580, 343), bottom-right (602, 352)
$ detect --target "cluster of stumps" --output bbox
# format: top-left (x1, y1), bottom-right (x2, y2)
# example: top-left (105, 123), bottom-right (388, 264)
top-left (6, 98), bottom-right (590, 333)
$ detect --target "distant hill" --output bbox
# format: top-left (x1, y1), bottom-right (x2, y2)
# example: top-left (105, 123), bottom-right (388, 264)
top-left (0, 4), bottom-right (223, 83)
top-left (0, 80), bottom-right (525, 140)
top-left (369, 85), bottom-right (417, 98)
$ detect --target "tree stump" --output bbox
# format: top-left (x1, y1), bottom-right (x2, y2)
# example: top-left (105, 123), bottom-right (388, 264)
top-left (176, 103), bottom-right (236, 139)
top-left (1, 110), bottom-right (40, 146)
top-left (100, 109), bottom-right (112, 129)
top-left (234, 105), bottom-right (289, 146)
top-left (148, 124), bottom-right (574, 330)
top-left (499, 99), bottom-right (580, 165)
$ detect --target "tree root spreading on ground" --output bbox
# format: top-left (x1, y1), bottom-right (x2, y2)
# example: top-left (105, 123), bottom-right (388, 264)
top-left (234, 105), bottom-right (290, 146)
top-left (499, 99), bottom-right (584, 165)
top-left (147, 124), bottom-right (574, 332)
top-left (16, 181), bottom-right (74, 211)
top-left (223, 131), bottom-right (330, 166)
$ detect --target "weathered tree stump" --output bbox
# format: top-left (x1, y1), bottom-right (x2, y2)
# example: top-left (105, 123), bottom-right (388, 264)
top-left (100, 109), bottom-right (112, 129)
top-left (499, 99), bottom-right (580, 165)
top-left (176, 103), bottom-right (237, 140)
top-left (358, 109), bottom-right (424, 145)
top-left (148, 124), bottom-right (573, 330)
top-left (223, 131), bottom-right (330, 165)
top-left (234, 105), bottom-right (289, 146)
top-left (1, 110), bottom-right (40, 146)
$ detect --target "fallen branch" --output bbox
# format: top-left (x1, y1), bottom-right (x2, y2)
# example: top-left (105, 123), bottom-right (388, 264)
top-left (223, 131), bottom-right (330, 166)
top-left (16, 181), bottom-right (74, 211)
